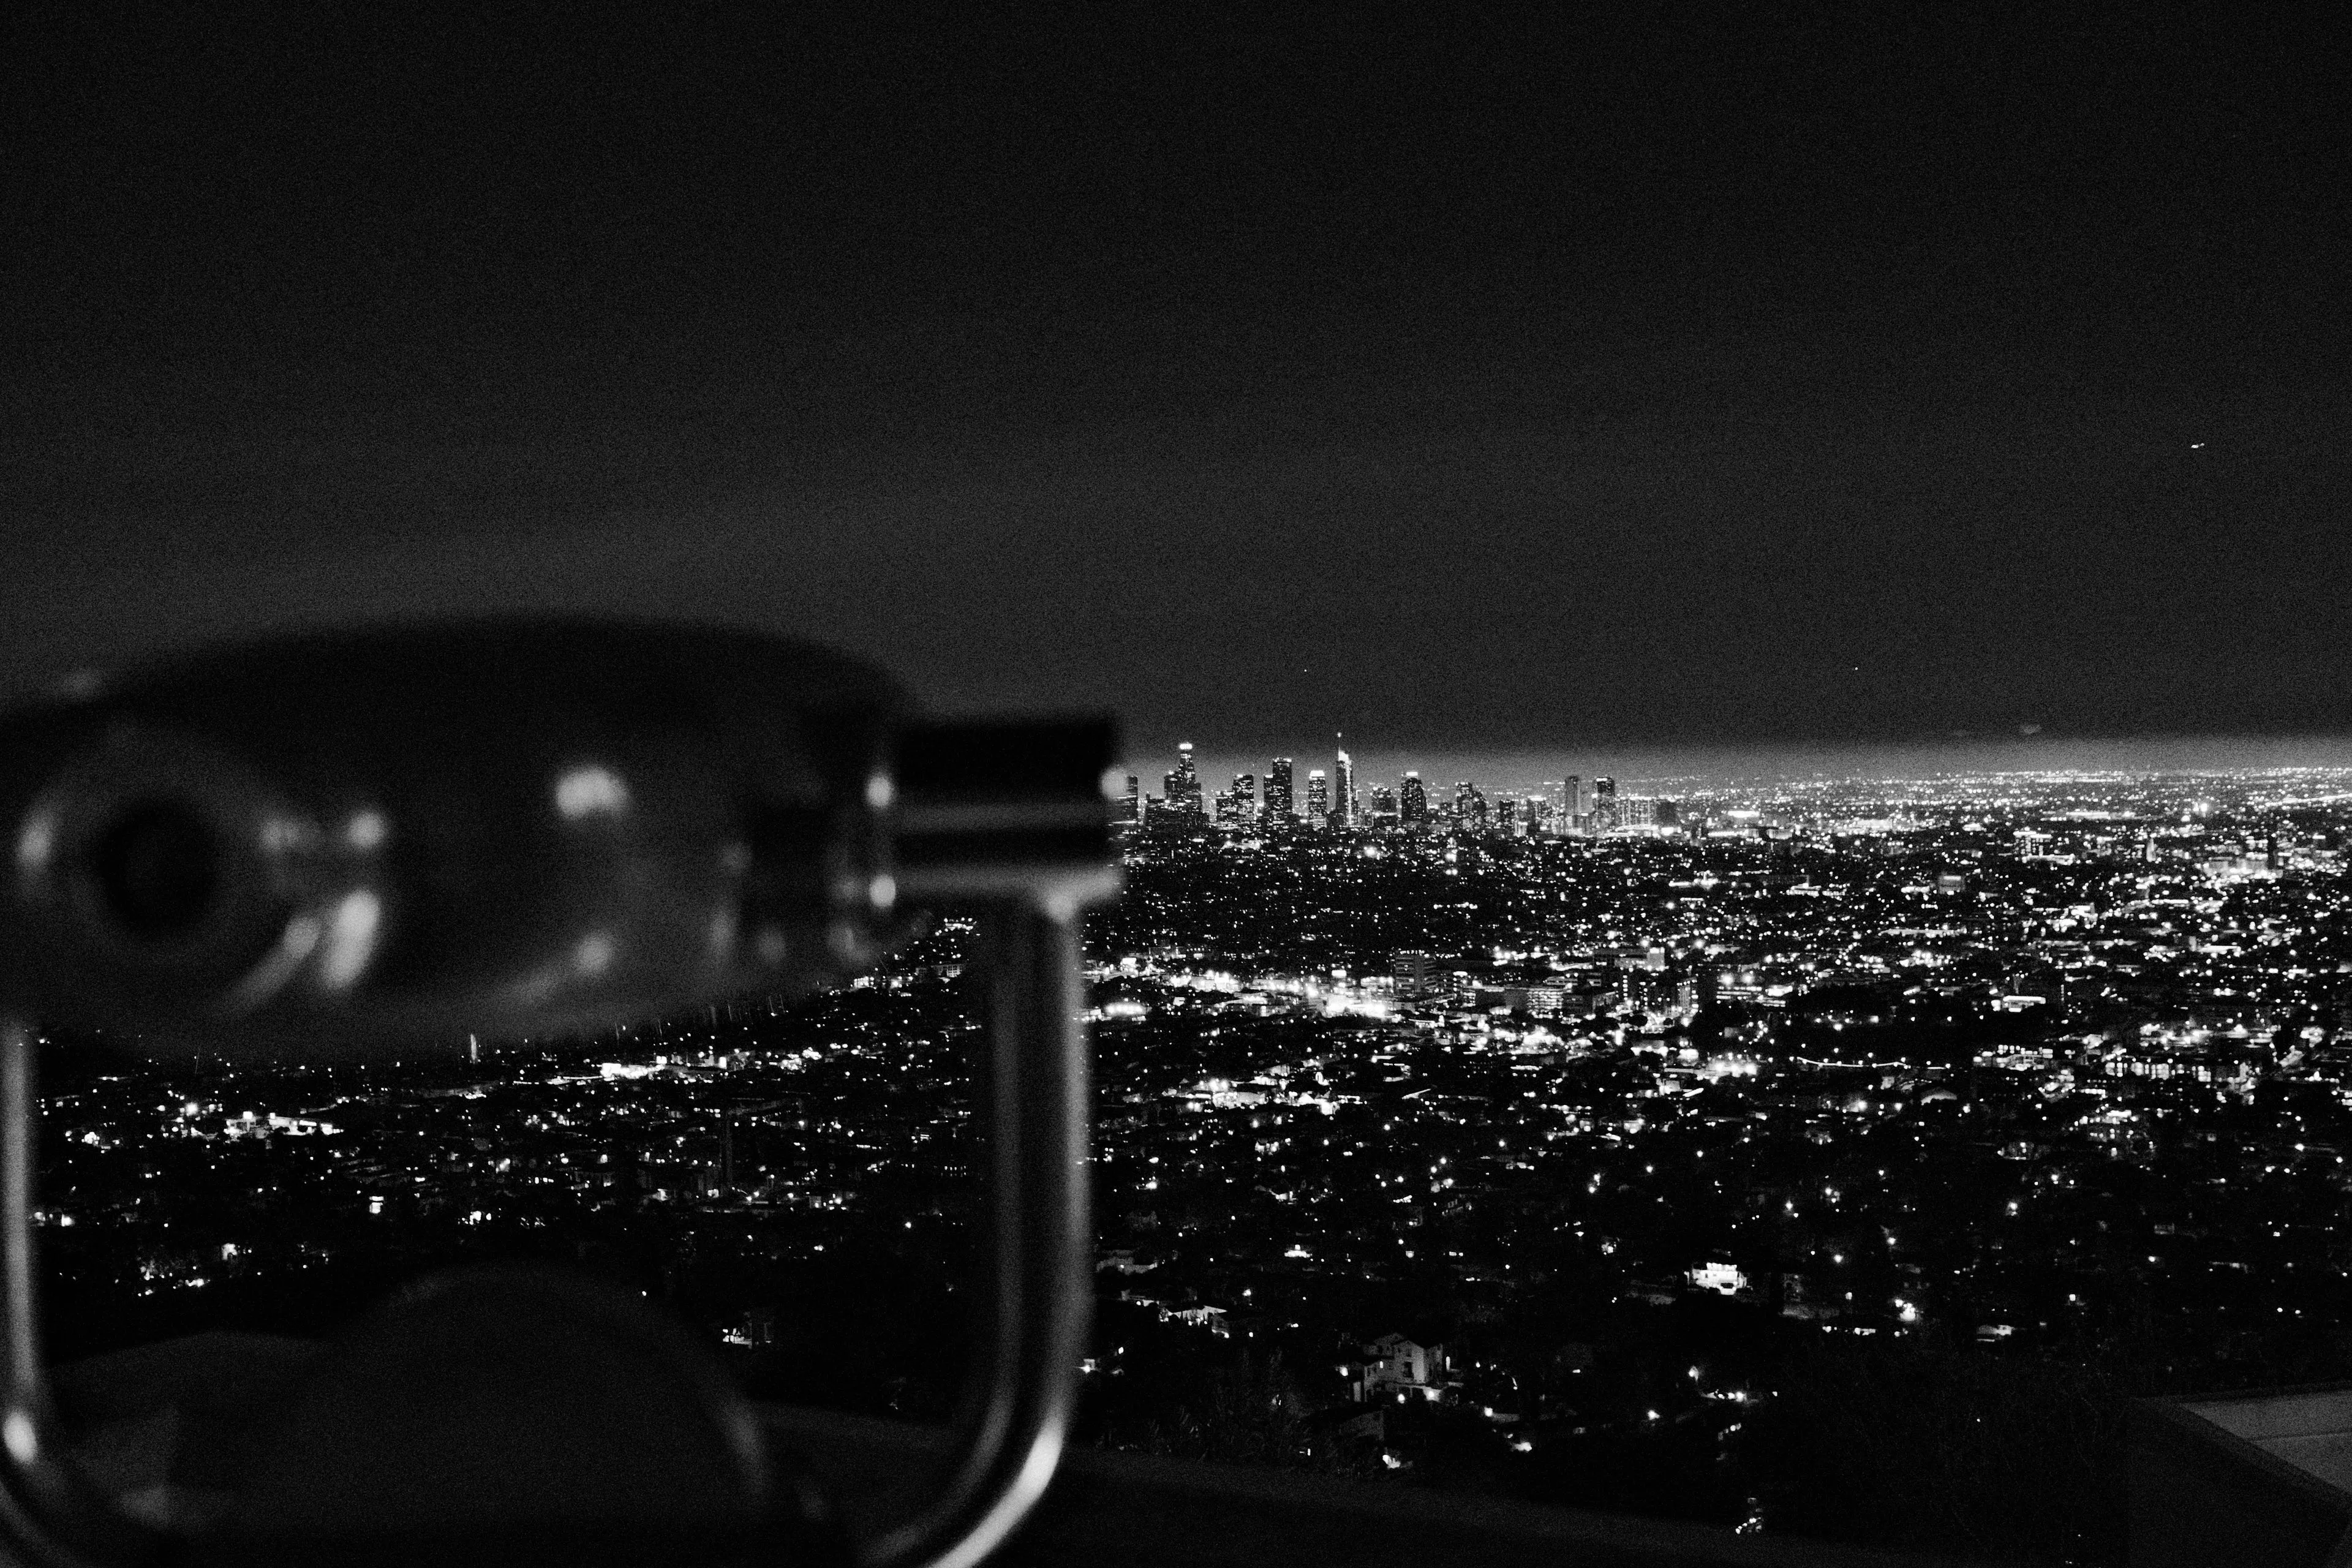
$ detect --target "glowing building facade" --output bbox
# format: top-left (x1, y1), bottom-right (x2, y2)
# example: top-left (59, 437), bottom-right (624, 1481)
top-left (1266, 758), bottom-right (1294, 819)
top-left (1400, 772), bottom-right (1428, 823)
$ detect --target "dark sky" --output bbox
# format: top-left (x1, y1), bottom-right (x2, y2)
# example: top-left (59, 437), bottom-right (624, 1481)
top-left (3, 6), bottom-right (2345, 756)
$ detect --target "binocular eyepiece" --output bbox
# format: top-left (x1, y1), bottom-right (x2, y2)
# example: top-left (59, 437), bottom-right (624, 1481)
top-left (0, 620), bottom-right (1115, 1053)
top-left (86, 798), bottom-right (220, 939)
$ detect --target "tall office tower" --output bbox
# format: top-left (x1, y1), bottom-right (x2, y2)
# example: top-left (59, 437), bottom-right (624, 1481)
top-left (1232, 772), bottom-right (1257, 818)
top-left (1592, 775), bottom-right (1617, 831)
top-left (1165, 742), bottom-right (1203, 813)
top-left (1620, 796), bottom-right (1655, 829)
top-left (1332, 747), bottom-right (1356, 827)
top-left (1399, 772), bottom-right (1429, 824)
top-left (1391, 949), bottom-right (1438, 998)
top-left (1305, 769), bottom-right (1330, 822)
top-left (1368, 783), bottom-right (1398, 821)
top-left (1117, 774), bottom-right (1140, 821)
top-left (1528, 794), bottom-right (1554, 835)
top-left (1266, 758), bottom-right (1295, 818)
top-left (1563, 775), bottom-right (1584, 819)
top-left (1496, 797), bottom-right (1520, 835)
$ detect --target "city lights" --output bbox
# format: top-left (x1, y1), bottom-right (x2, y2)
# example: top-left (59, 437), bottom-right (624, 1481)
top-left (36, 752), bottom-right (2352, 1548)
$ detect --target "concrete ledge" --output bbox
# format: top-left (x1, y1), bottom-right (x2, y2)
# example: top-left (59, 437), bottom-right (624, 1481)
top-left (2128, 1390), bottom-right (2352, 1568)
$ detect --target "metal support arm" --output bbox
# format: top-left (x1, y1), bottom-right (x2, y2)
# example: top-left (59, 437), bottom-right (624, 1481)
top-left (865, 900), bottom-right (1090, 1568)
top-left (0, 900), bottom-right (1097, 1568)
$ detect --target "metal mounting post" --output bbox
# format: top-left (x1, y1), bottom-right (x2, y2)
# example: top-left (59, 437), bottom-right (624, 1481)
top-left (0, 1019), bottom-right (146, 1568)
top-left (865, 899), bottom-right (1090, 1568)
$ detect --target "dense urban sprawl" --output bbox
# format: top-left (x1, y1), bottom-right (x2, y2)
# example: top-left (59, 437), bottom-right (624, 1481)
top-left (36, 756), bottom-right (2352, 1562)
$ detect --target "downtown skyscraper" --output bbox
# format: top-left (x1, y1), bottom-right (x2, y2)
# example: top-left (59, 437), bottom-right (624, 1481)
top-left (1265, 758), bottom-right (1294, 819)
top-left (1164, 742), bottom-right (1202, 814)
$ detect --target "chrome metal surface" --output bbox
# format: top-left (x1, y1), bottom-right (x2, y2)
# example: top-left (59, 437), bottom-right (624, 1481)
top-left (0, 620), bottom-right (1117, 1568)
top-left (0, 621), bottom-right (906, 1053)
top-left (1, 1021), bottom-right (145, 1568)
top-left (865, 901), bottom-right (1090, 1568)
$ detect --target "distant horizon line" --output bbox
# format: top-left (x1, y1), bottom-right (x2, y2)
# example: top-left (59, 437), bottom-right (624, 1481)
top-left (1115, 732), bottom-right (2352, 795)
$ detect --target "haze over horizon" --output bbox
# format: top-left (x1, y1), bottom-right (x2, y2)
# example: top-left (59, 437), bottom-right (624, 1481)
top-left (1133, 733), bottom-right (2352, 801)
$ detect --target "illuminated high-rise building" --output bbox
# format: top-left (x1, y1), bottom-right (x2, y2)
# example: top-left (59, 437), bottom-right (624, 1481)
top-left (1399, 772), bottom-right (1429, 824)
top-left (1165, 742), bottom-right (1202, 813)
top-left (1392, 949), bottom-right (1440, 998)
top-left (1592, 775), bottom-right (1617, 831)
top-left (1496, 797), bottom-right (1520, 835)
top-left (1368, 783), bottom-right (1398, 823)
top-left (1265, 758), bottom-right (1295, 819)
top-left (1332, 747), bottom-right (1356, 826)
top-left (1305, 769), bottom-right (1330, 822)
top-left (1232, 772), bottom-right (1257, 818)
top-left (1562, 775), bottom-right (1584, 819)
top-left (1116, 774), bottom-right (1139, 821)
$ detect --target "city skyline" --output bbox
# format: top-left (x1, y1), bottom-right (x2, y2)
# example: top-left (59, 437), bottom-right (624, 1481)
top-left (1119, 733), bottom-right (2352, 805)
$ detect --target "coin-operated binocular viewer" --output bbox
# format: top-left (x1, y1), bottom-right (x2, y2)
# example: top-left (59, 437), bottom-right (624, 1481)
top-left (0, 621), bottom-right (1117, 1568)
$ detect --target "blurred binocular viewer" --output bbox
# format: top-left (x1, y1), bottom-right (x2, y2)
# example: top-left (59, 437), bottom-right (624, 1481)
top-left (0, 621), bottom-right (1118, 1568)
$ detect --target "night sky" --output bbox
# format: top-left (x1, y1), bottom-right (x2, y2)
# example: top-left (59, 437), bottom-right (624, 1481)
top-left (3, 7), bottom-right (2345, 760)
